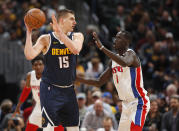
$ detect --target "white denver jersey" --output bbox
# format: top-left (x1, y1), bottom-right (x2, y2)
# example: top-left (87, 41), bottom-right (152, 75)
top-left (111, 50), bottom-right (148, 101)
top-left (30, 70), bottom-right (41, 103)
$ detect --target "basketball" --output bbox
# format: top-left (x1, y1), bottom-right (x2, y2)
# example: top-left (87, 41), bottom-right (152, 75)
top-left (24, 8), bottom-right (46, 29)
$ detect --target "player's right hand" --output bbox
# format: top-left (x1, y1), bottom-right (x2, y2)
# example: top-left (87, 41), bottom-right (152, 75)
top-left (12, 108), bottom-right (20, 118)
top-left (92, 32), bottom-right (103, 49)
top-left (24, 16), bottom-right (32, 32)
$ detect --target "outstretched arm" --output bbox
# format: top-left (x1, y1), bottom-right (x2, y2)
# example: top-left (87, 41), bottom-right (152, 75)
top-left (76, 62), bottom-right (112, 87)
top-left (24, 16), bottom-right (49, 60)
top-left (93, 32), bottom-right (139, 67)
top-left (50, 14), bottom-right (84, 55)
top-left (12, 73), bottom-right (31, 117)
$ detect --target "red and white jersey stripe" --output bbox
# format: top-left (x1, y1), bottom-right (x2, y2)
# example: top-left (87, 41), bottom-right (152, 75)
top-left (30, 70), bottom-right (41, 103)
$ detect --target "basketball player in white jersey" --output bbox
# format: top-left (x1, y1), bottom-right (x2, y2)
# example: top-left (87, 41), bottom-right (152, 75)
top-left (76, 31), bottom-right (150, 131)
top-left (13, 56), bottom-right (44, 131)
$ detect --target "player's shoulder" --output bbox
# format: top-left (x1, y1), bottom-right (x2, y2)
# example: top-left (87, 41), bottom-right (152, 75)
top-left (26, 71), bottom-right (31, 77)
top-left (39, 34), bottom-right (50, 40)
top-left (127, 49), bottom-right (140, 67)
top-left (38, 34), bottom-right (51, 48)
top-left (127, 48), bottom-right (135, 53)
top-left (26, 70), bottom-right (34, 79)
top-left (126, 49), bottom-right (137, 57)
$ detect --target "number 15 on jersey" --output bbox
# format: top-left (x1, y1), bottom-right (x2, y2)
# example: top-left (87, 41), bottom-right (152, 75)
top-left (58, 56), bottom-right (69, 68)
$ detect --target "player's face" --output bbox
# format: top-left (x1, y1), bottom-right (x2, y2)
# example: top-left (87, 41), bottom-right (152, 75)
top-left (114, 33), bottom-right (128, 55)
top-left (32, 60), bottom-right (44, 75)
top-left (63, 13), bottom-right (76, 32)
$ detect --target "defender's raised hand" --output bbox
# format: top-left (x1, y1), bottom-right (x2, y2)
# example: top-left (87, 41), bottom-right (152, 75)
top-left (93, 32), bottom-right (103, 49)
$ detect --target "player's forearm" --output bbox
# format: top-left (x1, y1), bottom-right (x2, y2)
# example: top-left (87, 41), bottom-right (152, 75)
top-left (24, 31), bottom-right (38, 60)
top-left (19, 86), bottom-right (31, 103)
top-left (101, 47), bottom-right (127, 67)
top-left (56, 31), bottom-right (81, 54)
top-left (76, 76), bottom-right (102, 87)
top-left (15, 101), bottom-right (23, 111)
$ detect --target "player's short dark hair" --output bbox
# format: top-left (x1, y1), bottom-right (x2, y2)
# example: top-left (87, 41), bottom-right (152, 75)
top-left (31, 55), bottom-right (44, 65)
top-left (57, 9), bottom-right (74, 19)
top-left (120, 30), bottom-right (132, 44)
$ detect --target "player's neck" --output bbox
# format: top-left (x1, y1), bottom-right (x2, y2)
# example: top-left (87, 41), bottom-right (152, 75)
top-left (35, 73), bottom-right (41, 80)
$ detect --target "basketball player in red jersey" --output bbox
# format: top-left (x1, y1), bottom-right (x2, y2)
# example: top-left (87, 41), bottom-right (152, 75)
top-left (13, 56), bottom-right (44, 131)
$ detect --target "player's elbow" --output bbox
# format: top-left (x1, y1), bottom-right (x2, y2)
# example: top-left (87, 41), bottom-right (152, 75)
top-left (24, 52), bottom-right (34, 60)
top-left (25, 55), bottom-right (33, 60)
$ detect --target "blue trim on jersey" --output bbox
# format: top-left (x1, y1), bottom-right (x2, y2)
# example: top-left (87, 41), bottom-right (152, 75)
top-left (130, 68), bottom-right (144, 126)
top-left (130, 68), bottom-right (138, 98)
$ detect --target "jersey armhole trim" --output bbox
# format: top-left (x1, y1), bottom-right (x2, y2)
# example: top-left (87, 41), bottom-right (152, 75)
top-left (43, 34), bottom-right (51, 55)
top-left (128, 49), bottom-right (141, 66)
top-left (52, 32), bottom-right (64, 44)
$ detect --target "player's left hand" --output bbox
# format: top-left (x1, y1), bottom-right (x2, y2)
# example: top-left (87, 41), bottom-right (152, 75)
top-left (92, 32), bottom-right (103, 49)
top-left (50, 14), bottom-right (62, 35)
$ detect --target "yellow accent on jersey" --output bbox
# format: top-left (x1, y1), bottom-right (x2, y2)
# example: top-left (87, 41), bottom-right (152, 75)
top-left (52, 48), bottom-right (72, 55)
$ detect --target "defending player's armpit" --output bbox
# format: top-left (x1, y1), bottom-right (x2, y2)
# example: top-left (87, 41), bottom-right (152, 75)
top-left (19, 86), bottom-right (31, 102)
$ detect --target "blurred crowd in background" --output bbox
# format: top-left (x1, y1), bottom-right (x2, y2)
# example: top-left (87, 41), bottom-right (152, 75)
top-left (0, 0), bottom-right (179, 131)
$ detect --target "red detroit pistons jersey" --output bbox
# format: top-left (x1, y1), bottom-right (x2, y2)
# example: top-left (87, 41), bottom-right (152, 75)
top-left (111, 50), bottom-right (148, 101)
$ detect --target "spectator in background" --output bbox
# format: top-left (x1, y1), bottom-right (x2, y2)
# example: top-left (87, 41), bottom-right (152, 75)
top-left (161, 95), bottom-right (179, 131)
top-left (85, 89), bottom-right (94, 107)
top-left (133, 23), bottom-right (146, 50)
top-left (115, 100), bottom-right (122, 124)
top-left (81, 100), bottom-right (111, 131)
top-left (87, 91), bottom-right (118, 129)
top-left (166, 84), bottom-right (178, 104)
top-left (160, 10), bottom-right (172, 30)
top-left (109, 4), bottom-right (126, 37)
top-left (157, 94), bottom-right (168, 113)
top-left (102, 92), bottom-right (116, 114)
top-left (130, 2), bottom-right (144, 30)
top-left (87, 91), bottom-right (112, 115)
top-left (104, 81), bottom-right (115, 96)
top-left (0, 99), bottom-right (25, 131)
top-left (75, 59), bottom-right (85, 92)
top-left (102, 92), bottom-right (113, 105)
top-left (4, 116), bottom-right (24, 131)
top-left (143, 100), bottom-right (162, 131)
top-left (97, 116), bottom-right (116, 131)
top-left (103, 81), bottom-right (119, 106)
top-left (0, 99), bottom-right (13, 126)
top-left (77, 93), bottom-right (87, 127)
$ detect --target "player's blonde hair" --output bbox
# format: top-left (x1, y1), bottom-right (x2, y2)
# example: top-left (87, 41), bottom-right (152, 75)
top-left (57, 9), bottom-right (74, 19)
